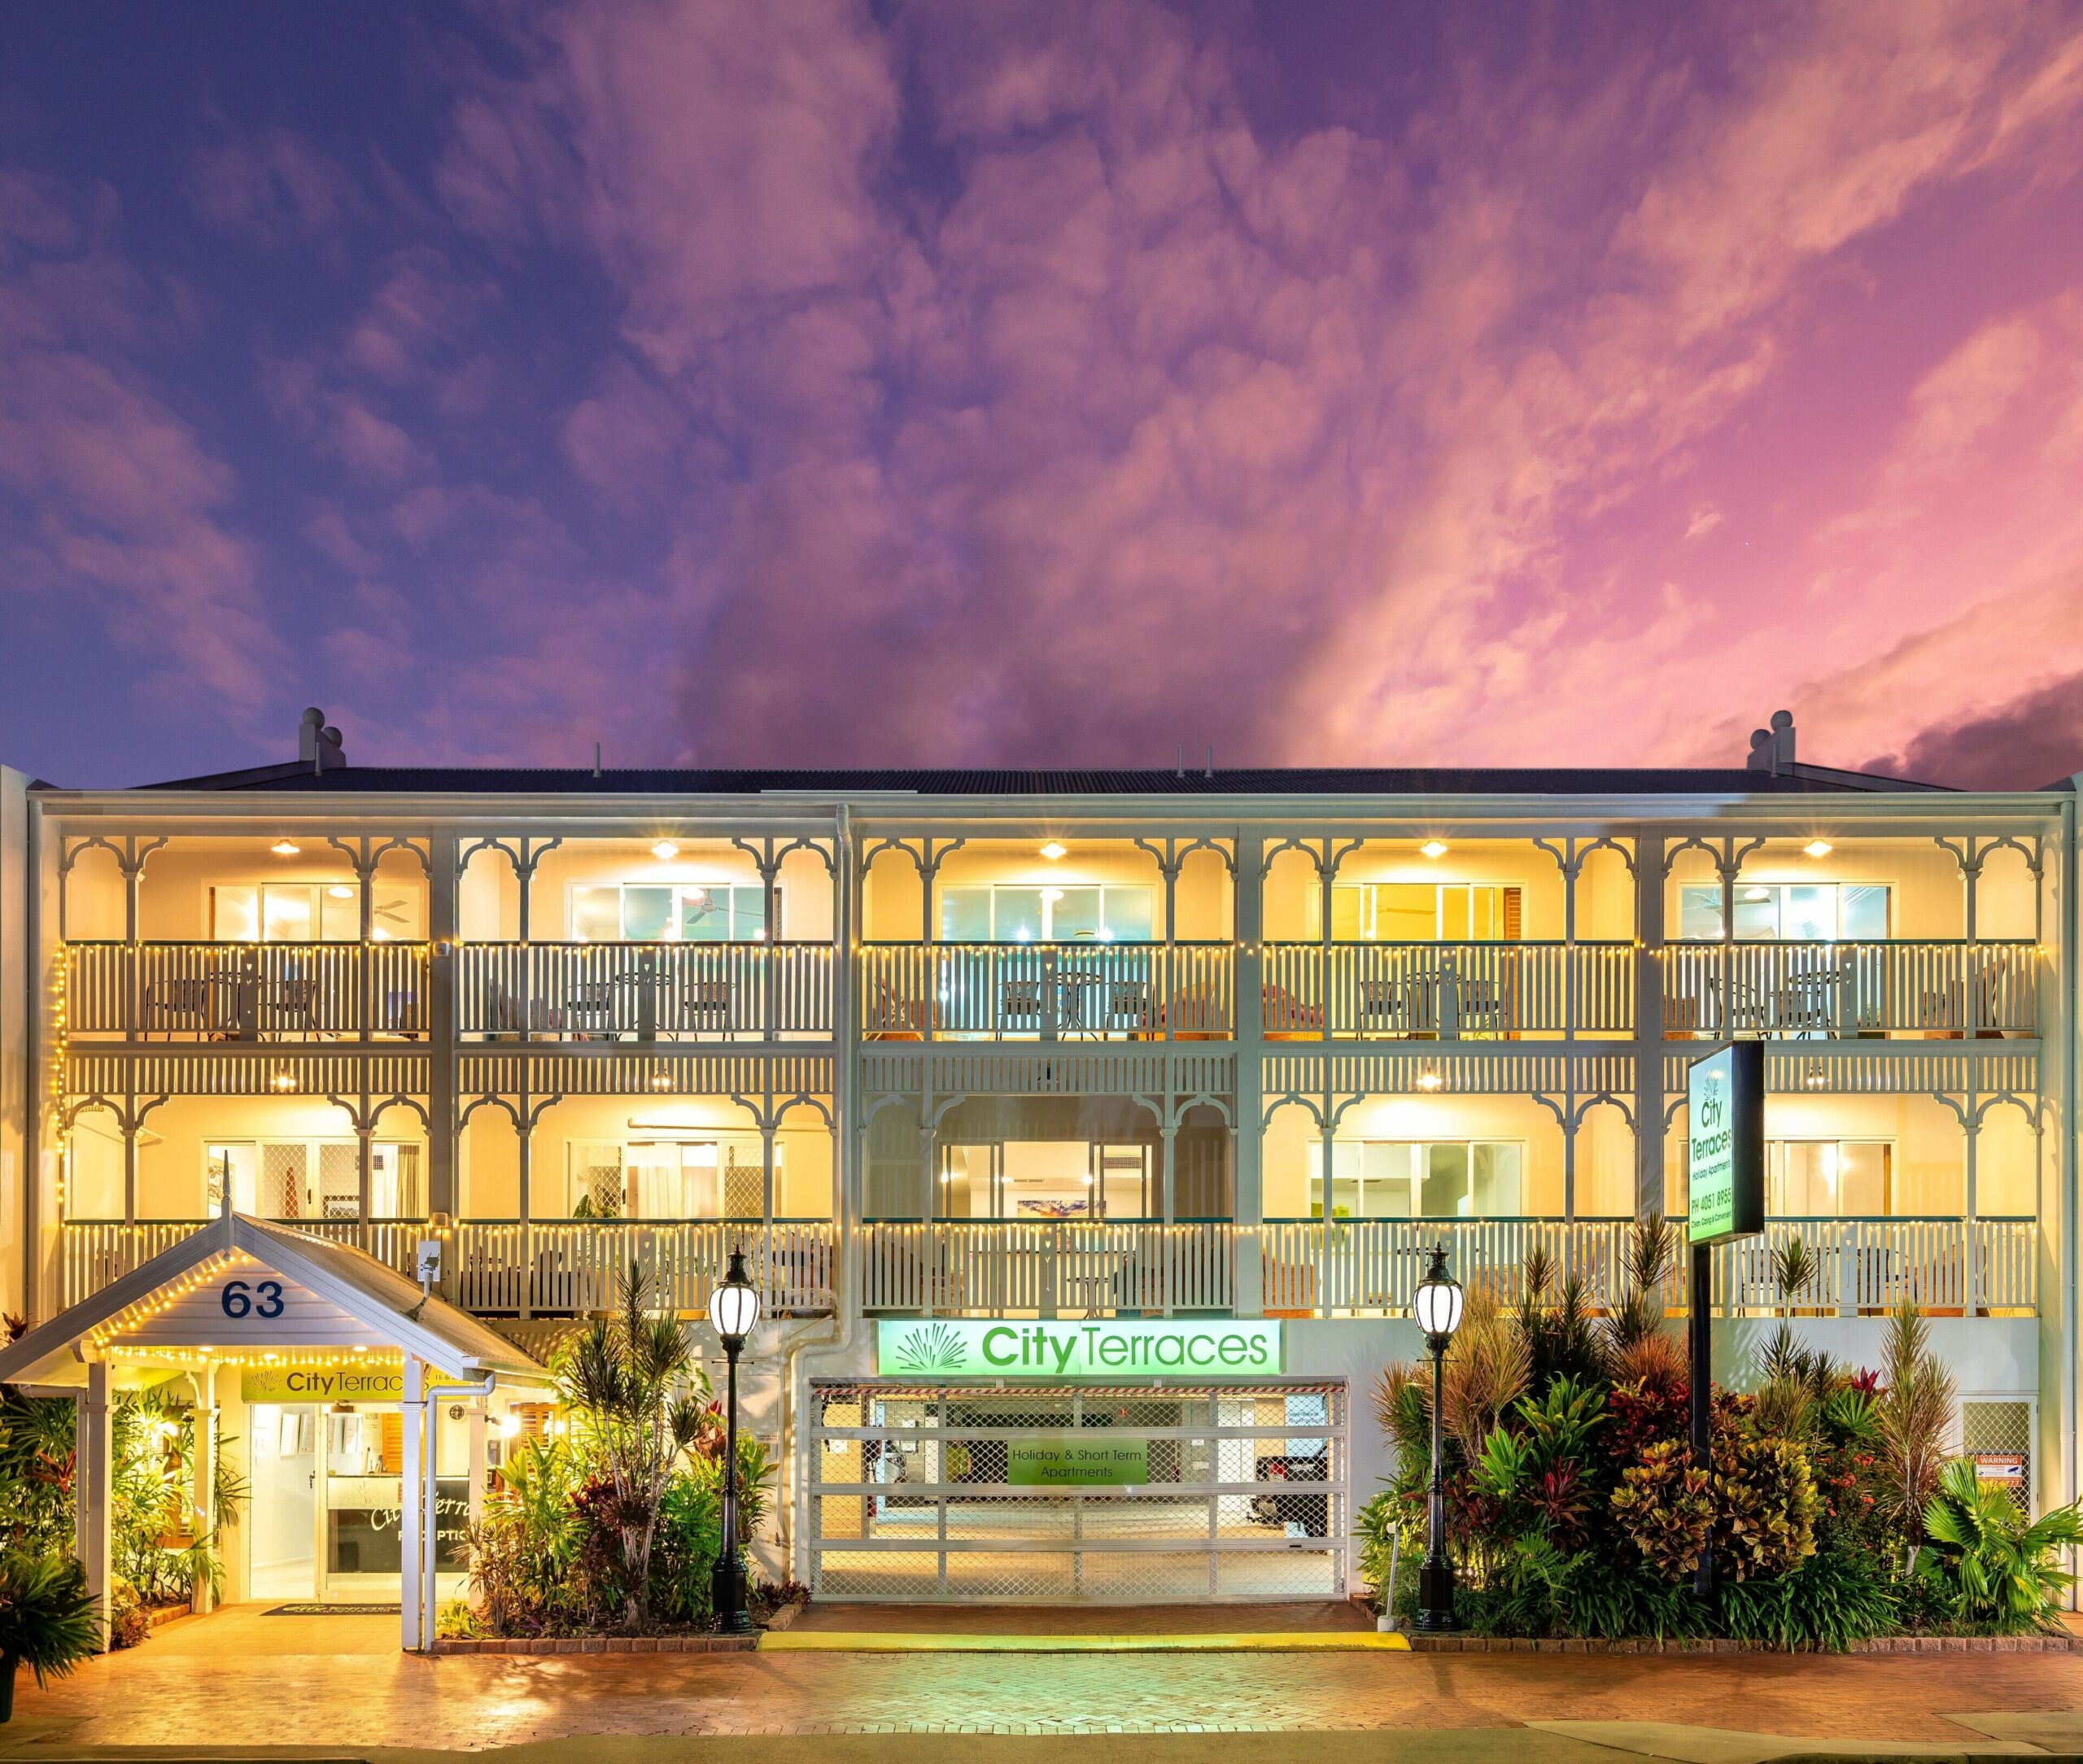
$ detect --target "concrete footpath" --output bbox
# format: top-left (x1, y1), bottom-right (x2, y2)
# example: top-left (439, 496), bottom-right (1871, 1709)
top-left (7, 1605), bottom-right (2083, 1758)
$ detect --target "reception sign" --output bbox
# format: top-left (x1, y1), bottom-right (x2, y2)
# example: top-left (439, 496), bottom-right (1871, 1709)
top-left (1687, 1041), bottom-right (1764, 1245)
top-left (241, 1366), bottom-right (476, 1404)
top-left (1007, 1437), bottom-right (1150, 1487)
top-left (876, 1318), bottom-right (1282, 1380)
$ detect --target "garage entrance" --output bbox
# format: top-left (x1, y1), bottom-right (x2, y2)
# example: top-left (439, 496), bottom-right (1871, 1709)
top-left (808, 1378), bottom-right (1348, 1601)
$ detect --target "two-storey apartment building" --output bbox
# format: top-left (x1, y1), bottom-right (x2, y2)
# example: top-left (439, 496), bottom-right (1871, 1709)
top-left (0, 710), bottom-right (2073, 1616)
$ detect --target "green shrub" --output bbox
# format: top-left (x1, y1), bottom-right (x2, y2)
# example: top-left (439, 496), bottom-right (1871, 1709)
top-left (1712, 1430), bottom-right (1819, 1583)
top-left (0, 1548), bottom-right (101, 1705)
top-left (1916, 1459), bottom-right (2083, 1632)
top-left (1718, 1543), bottom-right (1897, 1650)
top-left (1613, 1441), bottom-right (1712, 1582)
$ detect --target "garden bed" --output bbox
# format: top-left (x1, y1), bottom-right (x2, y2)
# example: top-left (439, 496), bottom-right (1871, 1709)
top-left (434, 1633), bottom-right (758, 1655)
top-left (1404, 1632), bottom-right (2081, 1654)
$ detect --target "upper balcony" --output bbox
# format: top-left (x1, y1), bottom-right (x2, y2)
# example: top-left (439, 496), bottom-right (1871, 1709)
top-left (861, 835), bottom-right (1234, 1041)
top-left (456, 833), bottom-right (836, 1041)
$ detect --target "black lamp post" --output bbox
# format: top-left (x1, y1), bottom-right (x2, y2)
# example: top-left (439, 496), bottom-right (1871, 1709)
top-left (1413, 1242), bottom-right (1465, 1632)
top-left (707, 1246), bottom-right (762, 1635)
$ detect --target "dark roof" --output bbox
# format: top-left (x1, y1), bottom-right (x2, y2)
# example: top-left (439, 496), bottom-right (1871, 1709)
top-left (130, 761), bottom-right (1952, 797)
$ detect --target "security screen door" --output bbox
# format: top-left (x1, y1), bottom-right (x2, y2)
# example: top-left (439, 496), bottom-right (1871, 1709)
top-left (809, 1379), bottom-right (1348, 1601)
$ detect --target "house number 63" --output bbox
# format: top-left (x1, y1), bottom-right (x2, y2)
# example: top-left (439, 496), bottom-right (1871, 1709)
top-left (220, 1279), bottom-right (285, 1319)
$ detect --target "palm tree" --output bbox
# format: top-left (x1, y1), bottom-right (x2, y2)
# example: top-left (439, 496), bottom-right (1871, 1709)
top-left (1876, 1302), bottom-right (1955, 1571)
top-left (557, 1263), bottom-right (707, 1629)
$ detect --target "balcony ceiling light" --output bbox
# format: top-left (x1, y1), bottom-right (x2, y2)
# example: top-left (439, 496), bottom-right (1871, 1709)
top-left (1744, 886), bottom-right (1771, 901)
top-left (327, 884), bottom-right (355, 899)
top-left (1804, 840), bottom-right (1833, 858)
top-left (270, 840), bottom-right (300, 857)
top-left (1040, 841), bottom-right (1068, 861)
top-left (651, 841), bottom-right (679, 862)
top-left (1420, 840), bottom-right (1448, 859)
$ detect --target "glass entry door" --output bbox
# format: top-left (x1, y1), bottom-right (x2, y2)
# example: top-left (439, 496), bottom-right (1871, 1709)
top-left (249, 1402), bottom-right (468, 1604)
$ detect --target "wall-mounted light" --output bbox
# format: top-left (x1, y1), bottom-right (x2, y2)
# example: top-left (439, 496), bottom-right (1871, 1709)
top-left (1420, 841), bottom-right (1448, 859)
top-left (1417, 1070), bottom-right (1443, 1092)
top-left (1040, 841), bottom-right (1067, 861)
top-left (1803, 841), bottom-right (1833, 858)
top-left (270, 841), bottom-right (300, 857)
top-left (650, 1072), bottom-right (673, 1091)
top-left (271, 1069), bottom-right (295, 1092)
top-left (652, 841), bottom-right (679, 862)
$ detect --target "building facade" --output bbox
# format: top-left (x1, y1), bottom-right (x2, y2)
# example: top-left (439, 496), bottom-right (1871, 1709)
top-left (0, 715), bottom-right (2074, 1612)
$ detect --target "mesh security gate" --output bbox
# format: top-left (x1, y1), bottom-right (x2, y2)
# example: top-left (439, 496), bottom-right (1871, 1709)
top-left (809, 1379), bottom-right (1347, 1601)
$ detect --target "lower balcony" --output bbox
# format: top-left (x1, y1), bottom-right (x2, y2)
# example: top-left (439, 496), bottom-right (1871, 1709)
top-left (860, 1216), bottom-right (2037, 1320)
top-left (53, 1217), bottom-right (838, 1317)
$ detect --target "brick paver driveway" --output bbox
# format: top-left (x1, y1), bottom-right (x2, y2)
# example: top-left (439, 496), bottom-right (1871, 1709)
top-left (8, 1605), bottom-right (2083, 1752)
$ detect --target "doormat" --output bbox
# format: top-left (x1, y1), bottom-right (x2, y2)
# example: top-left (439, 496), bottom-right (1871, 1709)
top-left (265, 1603), bottom-right (401, 1615)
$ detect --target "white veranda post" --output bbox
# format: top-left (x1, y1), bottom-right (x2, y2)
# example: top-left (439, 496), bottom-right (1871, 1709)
top-left (400, 1357), bottom-right (426, 1652)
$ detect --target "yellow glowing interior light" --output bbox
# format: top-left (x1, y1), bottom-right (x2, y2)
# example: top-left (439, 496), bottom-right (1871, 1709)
top-left (327, 884), bottom-right (355, 898)
top-left (1420, 841), bottom-right (1448, 859)
top-left (270, 840), bottom-right (300, 857)
top-left (1804, 841), bottom-right (1833, 858)
top-left (1040, 841), bottom-right (1067, 861)
top-left (1744, 886), bottom-right (1771, 902)
top-left (651, 841), bottom-right (679, 861)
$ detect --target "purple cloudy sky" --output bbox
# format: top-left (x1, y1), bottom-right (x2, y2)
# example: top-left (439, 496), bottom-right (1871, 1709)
top-left (7, 1), bottom-right (2083, 788)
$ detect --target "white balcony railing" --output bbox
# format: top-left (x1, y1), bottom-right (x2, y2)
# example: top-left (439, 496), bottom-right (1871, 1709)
top-left (860, 943), bottom-right (1234, 1040)
top-left (1259, 1216), bottom-right (2035, 1318)
top-left (456, 941), bottom-right (834, 1040)
top-left (56, 1217), bottom-right (426, 1308)
top-left (53, 1216), bottom-right (2034, 1321)
top-left (448, 1220), bottom-right (836, 1315)
top-left (66, 941), bottom-right (429, 1040)
top-left (1659, 941), bottom-right (2037, 1039)
top-left (860, 1220), bottom-right (1234, 1313)
top-left (1260, 941), bottom-right (1634, 1038)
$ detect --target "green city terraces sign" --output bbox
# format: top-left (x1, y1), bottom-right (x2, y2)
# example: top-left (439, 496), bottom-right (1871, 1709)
top-left (876, 1318), bottom-right (1282, 1380)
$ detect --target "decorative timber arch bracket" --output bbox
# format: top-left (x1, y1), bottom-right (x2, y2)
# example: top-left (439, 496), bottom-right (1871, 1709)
top-left (860, 836), bottom-right (967, 945)
top-left (457, 836), bottom-right (563, 941)
top-left (1934, 832), bottom-right (2046, 944)
top-left (58, 834), bottom-right (169, 943)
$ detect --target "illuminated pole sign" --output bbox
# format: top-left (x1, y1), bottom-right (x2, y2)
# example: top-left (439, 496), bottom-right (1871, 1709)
top-left (1687, 1041), bottom-right (1764, 1244)
top-left (876, 1318), bottom-right (1282, 1379)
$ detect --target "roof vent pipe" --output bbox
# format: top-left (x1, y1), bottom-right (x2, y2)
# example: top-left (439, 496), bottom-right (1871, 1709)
top-left (1176, 744), bottom-right (1186, 779)
top-left (1204, 744), bottom-right (1213, 780)
top-left (299, 707), bottom-right (345, 775)
top-left (1745, 710), bottom-right (1796, 776)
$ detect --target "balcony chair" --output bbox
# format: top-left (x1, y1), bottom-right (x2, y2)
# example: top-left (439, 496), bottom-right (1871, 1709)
top-left (676, 976), bottom-right (734, 1039)
top-left (1261, 983), bottom-right (1325, 1041)
top-left (143, 975), bottom-right (227, 1041)
top-left (261, 974), bottom-right (322, 1040)
top-left (863, 980), bottom-right (928, 1040)
top-left (562, 979), bottom-right (623, 1041)
top-left (998, 976), bottom-right (1049, 1034)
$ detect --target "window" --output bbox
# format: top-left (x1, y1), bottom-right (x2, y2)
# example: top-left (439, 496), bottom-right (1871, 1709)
top-left (1315, 883), bottom-right (1520, 941)
top-left (204, 1139), bottom-right (423, 1219)
top-left (1305, 1140), bottom-right (1524, 1218)
top-left (1678, 883), bottom-right (1889, 941)
top-left (562, 1137), bottom-right (772, 1218)
top-left (937, 1141), bottom-right (1155, 1219)
top-left (1767, 1140), bottom-right (1892, 1217)
top-left (569, 882), bottom-right (771, 941)
top-left (212, 884), bottom-right (422, 942)
top-left (937, 884), bottom-right (1153, 942)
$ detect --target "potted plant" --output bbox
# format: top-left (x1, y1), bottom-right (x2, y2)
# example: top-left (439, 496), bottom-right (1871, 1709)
top-left (0, 1549), bottom-right (101, 1723)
